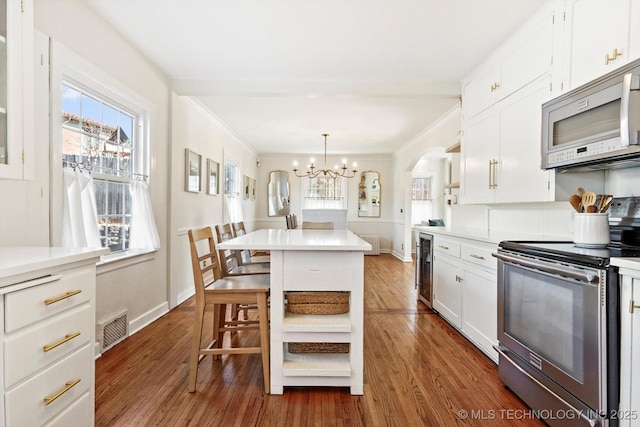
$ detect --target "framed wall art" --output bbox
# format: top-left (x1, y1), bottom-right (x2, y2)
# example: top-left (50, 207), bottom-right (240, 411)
top-left (243, 175), bottom-right (251, 200)
top-left (185, 149), bottom-right (202, 193)
top-left (206, 159), bottom-right (219, 195)
top-left (250, 178), bottom-right (256, 201)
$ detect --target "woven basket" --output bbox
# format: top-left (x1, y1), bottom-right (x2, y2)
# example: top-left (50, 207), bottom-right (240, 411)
top-left (288, 342), bottom-right (350, 354)
top-left (286, 291), bottom-right (350, 315)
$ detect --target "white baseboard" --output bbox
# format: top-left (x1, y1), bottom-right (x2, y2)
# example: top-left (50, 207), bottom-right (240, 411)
top-left (94, 301), bottom-right (169, 358)
top-left (391, 250), bottom-right (412, 262)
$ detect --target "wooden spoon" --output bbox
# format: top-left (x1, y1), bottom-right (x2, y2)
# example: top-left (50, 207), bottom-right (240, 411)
top-left (582, 191), bottom-right (597, 212)
top-left (577, 187), bottom-right (585, 197)
top-left (569, 194), bottom-right (582, 212)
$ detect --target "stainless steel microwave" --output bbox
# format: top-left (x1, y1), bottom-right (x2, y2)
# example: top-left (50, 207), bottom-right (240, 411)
top-left (541, 58), bottom-right (640, 171)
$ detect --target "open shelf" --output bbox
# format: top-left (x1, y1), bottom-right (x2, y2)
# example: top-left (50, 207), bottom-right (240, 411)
top-left (445, 141), bottom-right (461, 153)
top-left (444, 182), bottom-right (460, 189)
top-left (283, 312), bottom-right (352, 333)
top-left (282, 348), bottom-right (351, 377)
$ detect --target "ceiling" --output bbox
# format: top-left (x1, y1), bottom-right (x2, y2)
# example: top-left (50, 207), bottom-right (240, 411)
top-left (83, 0), bottom-right (547, 157)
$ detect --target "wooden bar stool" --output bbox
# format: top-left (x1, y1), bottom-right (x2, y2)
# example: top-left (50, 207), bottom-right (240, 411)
top-left (187, 226), bottom-right (270, 393)
top-left (301, 221), bottom-right (334, 230)
top-left (215, 223), bottom-right (270, 277)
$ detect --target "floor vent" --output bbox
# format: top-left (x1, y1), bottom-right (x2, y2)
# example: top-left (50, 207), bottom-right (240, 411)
top-left (98, 310), bottom-right (129, 353)
top-left (359, 235), bottom-right (380, 255)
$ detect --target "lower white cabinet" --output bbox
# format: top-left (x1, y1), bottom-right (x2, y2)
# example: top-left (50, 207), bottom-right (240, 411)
top-left (617, 267), bottom-right (640, 427)
top-left (0, 247), bottom-right (105, 427)
top-left (433, 236), bottom-right (498, 362)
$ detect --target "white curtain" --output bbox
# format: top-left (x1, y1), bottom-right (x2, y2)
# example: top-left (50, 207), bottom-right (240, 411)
top-left (62, 169), bottom-right (101, 248)
top-left (225, 194), bottom-right (243, 223)
top-left (129, 180), bottom-right (161, 250)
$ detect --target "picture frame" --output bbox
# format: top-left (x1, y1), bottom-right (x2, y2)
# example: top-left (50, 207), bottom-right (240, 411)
top-left (243, 175), bottom-right (251, 200)
top-left (206, 159), bottom-right (219, 196)
top-left (185, 149), bottom-right (202, 193)
top-left (250, 178), bottom-right (256, 201)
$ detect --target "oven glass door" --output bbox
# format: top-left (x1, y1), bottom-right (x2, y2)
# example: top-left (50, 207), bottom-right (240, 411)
top-left (498, 256), bottom-right (602, 409)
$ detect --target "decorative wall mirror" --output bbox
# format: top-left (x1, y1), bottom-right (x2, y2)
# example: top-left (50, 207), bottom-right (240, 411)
top-left (358, 171), bottom-right (381, 218)
top-left (268, 170), bottom-right (291, 217)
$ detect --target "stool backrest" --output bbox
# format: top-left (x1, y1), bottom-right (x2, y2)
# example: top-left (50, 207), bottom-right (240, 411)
top-left (188, 227), bottom-right (222, 300)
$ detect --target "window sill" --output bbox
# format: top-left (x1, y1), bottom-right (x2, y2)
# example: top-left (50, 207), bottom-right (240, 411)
top-left (97, 248), bottom-right (157, 275)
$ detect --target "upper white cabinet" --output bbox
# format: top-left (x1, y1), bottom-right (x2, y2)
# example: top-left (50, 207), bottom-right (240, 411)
top-left (462, 4), bottom-right (557, 120)
top-left (563, 0), bottom-right (640, 90)
top-left (0, 0), bottom-right (33, 180)
top-left (461, 76), bottom-right (554, 204)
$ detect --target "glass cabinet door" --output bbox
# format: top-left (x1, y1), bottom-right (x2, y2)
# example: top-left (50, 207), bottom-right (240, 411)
top-left (0, 0), bottom-right (33, 180)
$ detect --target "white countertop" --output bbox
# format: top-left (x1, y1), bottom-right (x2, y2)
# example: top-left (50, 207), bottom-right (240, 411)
top-left (218, 229), bottom-right (372, 251)
top-left (0, 247), bottom-right (109, 286)
top-left (412, 225), bottom-right (571, 245)
top-left (611, 258), bottom-right (640, 270)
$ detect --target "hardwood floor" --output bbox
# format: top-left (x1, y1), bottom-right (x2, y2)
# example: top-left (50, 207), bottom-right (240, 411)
top-left (95, 254), bottom-right (544, 426)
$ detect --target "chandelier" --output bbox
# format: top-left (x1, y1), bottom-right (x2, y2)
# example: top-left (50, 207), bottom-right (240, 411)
top-left (293, 133), bottom-right (358, 179)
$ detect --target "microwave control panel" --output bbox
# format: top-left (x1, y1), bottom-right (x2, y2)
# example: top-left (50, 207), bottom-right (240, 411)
top-left (547, 137), bottom-right (622, 166)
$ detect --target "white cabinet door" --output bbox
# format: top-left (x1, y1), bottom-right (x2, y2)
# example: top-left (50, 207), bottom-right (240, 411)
top-left (564, 0), bottom-right (634, 89)
top-left (462, 66), bottom-right (501, 120)
top-left (461, 110), bottom-right (499, 204)
top-left (433, 254), bottom-right (462, 329)
top-left (496, 76), bottom-right (553, 203)
top-left (619, 274), bottom-right (640, 427)
top-left (462, 267), bottom-right (497, 362)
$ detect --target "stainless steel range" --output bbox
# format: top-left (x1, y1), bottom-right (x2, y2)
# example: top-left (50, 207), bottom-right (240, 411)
top-left (494, 197), bottom-right (640, 427)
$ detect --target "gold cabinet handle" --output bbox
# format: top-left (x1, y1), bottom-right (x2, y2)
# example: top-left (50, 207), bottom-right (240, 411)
top-left (438, 245), bottom-right (449, 250)
top-left (44, 290), bottom-right (81, 306)
top-left (44, 379), bottom-right (81, 405)
top-left (470, 254), bottom-right (485, 260)
top-left (605, 48), bottom-right (623, 65)
top-left (43, 332), bottom-right (81, 352)
top-left (490, 82), bottom-right (500, 92)
top-left (630, 300), bottom-right (640, 314)
top-left (455, 275), bottom-right (463, 282)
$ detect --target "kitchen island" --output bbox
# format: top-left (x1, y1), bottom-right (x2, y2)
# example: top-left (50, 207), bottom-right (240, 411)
top-left (218, 228), bottom-right (371, 395)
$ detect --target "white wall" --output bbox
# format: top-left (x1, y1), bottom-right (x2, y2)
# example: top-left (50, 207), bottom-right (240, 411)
top-left (393, 105), bottom-right (462, 261)
top-left (32, 0), bottom-right (173, 335)
top-left (255, 155), bottom-right (394, 252)
top-left (169, 97), bottom-right (259, 307)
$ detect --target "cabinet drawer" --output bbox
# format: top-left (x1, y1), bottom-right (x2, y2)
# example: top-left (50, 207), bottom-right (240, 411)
top-left (434, 237), bottom-right (461, 258)
top-left (4, 305), bottom-right (92, 388)
top-left (5, 345), bottom-right (91, 427)
top-left (43, 392), bottom-right (92, 427)
top-left (461, 244), bottom-right (497, 271)
top-left (283, 251), bottom-right (362, 291)
top-left (5, 267), bottom-right (93, 333)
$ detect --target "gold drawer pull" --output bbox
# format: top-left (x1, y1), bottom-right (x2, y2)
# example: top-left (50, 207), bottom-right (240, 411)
top-left (44, 290), bottom-right (81, 306)
top-left (43, 332), bottom-right (81, 352)
top-left (470, 254), bottom-right (485, 260)
top-left (630, 300), bottom-right (640, 314)
top-left (605, 48), bottom-right (623, 65)
top-left (44, 379), bottom-right (81, 405)
top-left (439, 245), bottom-right (449, 250)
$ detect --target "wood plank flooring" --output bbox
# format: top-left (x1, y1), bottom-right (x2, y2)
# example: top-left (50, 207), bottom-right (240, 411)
top-left (95, 254), bottom-right (544, 426)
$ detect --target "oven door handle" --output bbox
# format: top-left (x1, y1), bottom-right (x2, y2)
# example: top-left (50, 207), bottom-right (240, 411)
top-left (494, 346), bottom-right (598, 427)
top-left (493, 252), bottom-right (599, 284)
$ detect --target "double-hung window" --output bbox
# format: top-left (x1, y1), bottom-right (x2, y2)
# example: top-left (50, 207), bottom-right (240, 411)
top-left (302, 176), bottom-right (346, 209)
top-left (61, 83), bottom-right (143, 253)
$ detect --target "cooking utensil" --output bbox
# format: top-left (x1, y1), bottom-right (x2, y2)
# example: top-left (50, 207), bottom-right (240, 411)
top-left (577, 187), bottom-right (585, 197)
top-left (600, 195), bottom-right (613, 213)
top-left (586, 205), bottom-right (598, 213)
top-left (569, 194), bottom-right (582, 212)
top-left (582, 192), bottom-right (597, 211)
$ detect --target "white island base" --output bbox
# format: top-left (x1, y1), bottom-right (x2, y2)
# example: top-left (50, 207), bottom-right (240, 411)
top-left (218, 229), bottom-right (369, 395)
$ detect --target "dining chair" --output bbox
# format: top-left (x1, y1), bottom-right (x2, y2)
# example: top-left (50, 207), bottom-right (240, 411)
top-left (187, 226), bottom-right (270, 393)
top-left (215, 223), bottom-right (270, 276)
top-left (232, 221), bottom-right (270, 263)
top-left (301, 221), bottom-right (334, 230)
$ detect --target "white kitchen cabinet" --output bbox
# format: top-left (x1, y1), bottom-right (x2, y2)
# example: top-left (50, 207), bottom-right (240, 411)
top-left (617, 266), bottom-right (640, 427)
top-left (462, 3), bottom-right (556, 120)
top-left (0, 247), bottom-right (106, 427)
top-left (563, 0), bottom-right (640, 90)
top-left (433, 250), bottom-right (462, 329)
top-left (0, 0), bottom-right (33, 180)
top-left (432, 236), bottom-right (498, 362)
top-left (461, 76), bottom-right (554, 204)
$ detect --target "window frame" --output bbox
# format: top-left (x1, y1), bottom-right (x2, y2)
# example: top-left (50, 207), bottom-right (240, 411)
top-left (50, 40), bottom-right (154, 264)
top-left (302, 176), bottom-right (347, 209)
